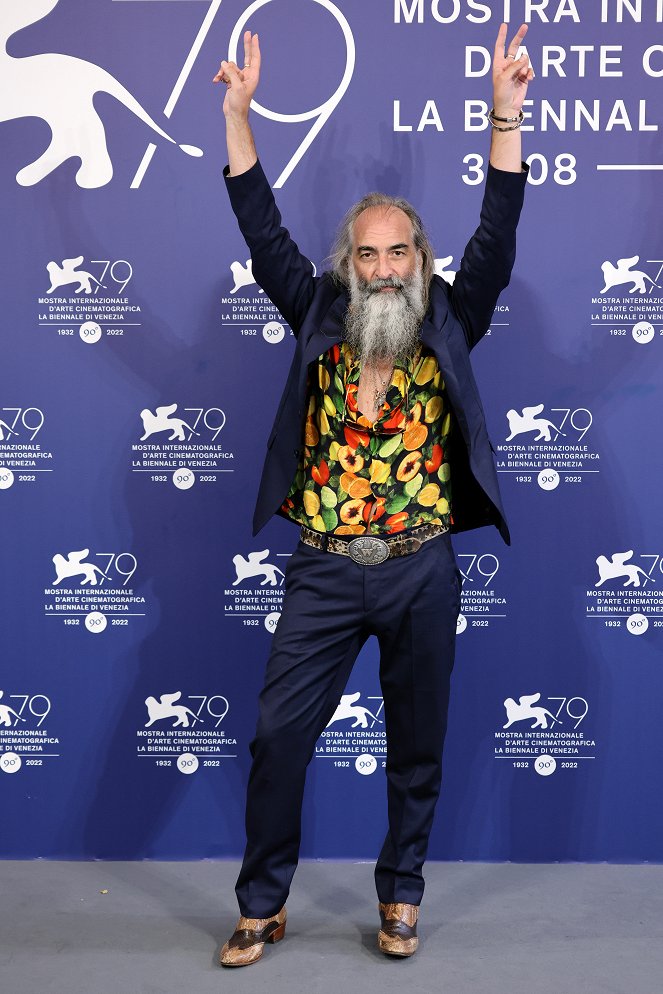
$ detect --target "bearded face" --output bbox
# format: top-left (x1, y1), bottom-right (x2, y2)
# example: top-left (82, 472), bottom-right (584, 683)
top-left (345, 265), bottom-right (426, 365)
top-left (343, 204), bottom-right (427, 365)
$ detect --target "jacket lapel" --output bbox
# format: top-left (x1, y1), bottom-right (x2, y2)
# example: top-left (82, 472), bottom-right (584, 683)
top-left (301, 291), bottom-right (347, 369)
top-left (420, 315), bottom-right (471, 445)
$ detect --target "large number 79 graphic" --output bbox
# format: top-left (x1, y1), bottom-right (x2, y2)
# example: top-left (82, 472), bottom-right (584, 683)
top-left (229, 0), bottom-right (355, 187)
top-left (132, 0), bottom-right (355, 189)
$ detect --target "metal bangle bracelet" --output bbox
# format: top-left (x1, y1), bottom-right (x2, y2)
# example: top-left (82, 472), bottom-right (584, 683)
top-left (488, 107), bottom-right (524, 124)
top-left (487, 119), bottom-right (522, 132)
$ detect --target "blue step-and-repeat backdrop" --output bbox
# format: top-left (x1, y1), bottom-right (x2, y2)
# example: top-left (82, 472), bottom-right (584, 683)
top-left (1, 0), bottom-right (662, 862)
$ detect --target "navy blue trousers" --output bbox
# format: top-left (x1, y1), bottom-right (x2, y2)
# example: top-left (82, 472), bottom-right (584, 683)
top-left (235, 532), bottom-right (461, 917)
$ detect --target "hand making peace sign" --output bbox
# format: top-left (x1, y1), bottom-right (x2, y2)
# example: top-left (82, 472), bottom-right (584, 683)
top-left (493, 22), bottom-right (534, 118)
top-left (213, 30), bottom-right (261, 119)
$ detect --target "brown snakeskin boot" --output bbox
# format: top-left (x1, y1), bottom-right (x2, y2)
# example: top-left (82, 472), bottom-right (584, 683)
top-left (219, 907), bottom-right (287, 967)
top-left (377, 902), bottom-right (419, 957)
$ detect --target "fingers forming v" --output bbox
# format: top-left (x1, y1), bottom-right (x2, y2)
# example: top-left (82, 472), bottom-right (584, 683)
top-left (507, 22), bottom-right (528, 58)
top-left (494, 22), bottom-right (529, 63)
top-left (250, 32), bottom-right (261, 70)
top-left (494, 21), bottom-right (507, 59)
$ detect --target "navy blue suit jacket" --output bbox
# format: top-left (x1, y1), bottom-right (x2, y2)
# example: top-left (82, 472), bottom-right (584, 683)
top-left (224, 160), bottom-right (527, 544)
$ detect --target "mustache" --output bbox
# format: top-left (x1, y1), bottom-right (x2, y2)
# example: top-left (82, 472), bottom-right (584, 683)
top-left (357, 275), bottom-right (407, 294)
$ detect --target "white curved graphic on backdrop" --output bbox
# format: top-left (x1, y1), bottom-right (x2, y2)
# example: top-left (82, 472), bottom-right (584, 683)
top-left (0, 0), bottom-right (202, 187)
top-left (229, 0), bottom-right (355, 188)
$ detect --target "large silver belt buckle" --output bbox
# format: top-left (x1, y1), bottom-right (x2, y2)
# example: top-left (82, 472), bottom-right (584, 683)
top-left (348, 536), bottom-right (390, 565)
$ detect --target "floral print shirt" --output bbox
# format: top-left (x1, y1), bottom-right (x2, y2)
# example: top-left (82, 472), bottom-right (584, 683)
top-left (280, 342), bottom-right (453, 535)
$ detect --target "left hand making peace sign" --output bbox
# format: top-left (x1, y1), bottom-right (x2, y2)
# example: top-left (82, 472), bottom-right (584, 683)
top-left (493, 23), bottom-right (534, 118)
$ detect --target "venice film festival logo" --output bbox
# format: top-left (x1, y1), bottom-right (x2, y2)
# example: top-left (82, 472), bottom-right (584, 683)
top-left (494, 692), bottom-right (594, 778)
top-left (1, 0), bottom-right (355, 190)
top-left (495, 402), bottom-right (598, 491)
top-left (222, 257), bottom-right (291, 346)
top-left (136, 691), bottom-right (236, 775)
top-left (586, 549), bottom-right (663, 636)
top-left (37, 255), bottom-right (137, 344)
top-left (0, 406), bottom-right (52, 490)
top-left (0, 690), bottom-right (57, 776)
top-left (224, 550), bottom-right (289, 632)
top-left (455, 552), bottom-right (506, 634)
top-left (591, 255), bottom-right (663, 345)
top-left (316, 692), bottom-right (385, 776)
top-left (44, 549), bottom-right (146, 633)
top-left (131, 403), bottom-right (232, 489)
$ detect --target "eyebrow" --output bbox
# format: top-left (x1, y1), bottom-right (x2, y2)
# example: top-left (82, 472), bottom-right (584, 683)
top-left (355, 242), bottom-right (410, 253)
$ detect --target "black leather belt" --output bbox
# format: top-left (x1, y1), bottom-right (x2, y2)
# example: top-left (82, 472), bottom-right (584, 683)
top-left (300, 522), bottom-right (448, 565)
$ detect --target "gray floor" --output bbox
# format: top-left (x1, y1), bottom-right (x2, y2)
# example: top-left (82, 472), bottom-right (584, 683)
top-left (1, 861), bottom-right (662, 994)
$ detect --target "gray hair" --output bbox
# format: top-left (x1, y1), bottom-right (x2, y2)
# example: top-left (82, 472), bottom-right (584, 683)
top-left (329, 192), bottom-right (436, 303)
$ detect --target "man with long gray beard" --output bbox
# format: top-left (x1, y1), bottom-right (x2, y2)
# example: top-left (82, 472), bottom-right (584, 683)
top-left (215, 22), bottom-right (533, 966)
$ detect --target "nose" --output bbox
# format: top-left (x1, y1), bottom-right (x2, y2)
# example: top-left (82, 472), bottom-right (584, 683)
top-left (374, 253), bottom-right (394, 280)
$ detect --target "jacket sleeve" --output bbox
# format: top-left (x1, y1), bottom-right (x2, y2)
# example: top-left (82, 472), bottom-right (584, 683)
top-left (451, 163), bottom-right (528, 350)
top-left (224, 160), bottom-right (316, 336)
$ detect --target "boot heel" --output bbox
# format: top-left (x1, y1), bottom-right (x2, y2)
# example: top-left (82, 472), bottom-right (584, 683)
top-left (268, 922), bottom-right (286, 943)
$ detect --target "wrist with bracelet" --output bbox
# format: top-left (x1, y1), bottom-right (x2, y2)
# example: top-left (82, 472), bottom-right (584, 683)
top-left (487, 107), bottom-right (523, 132)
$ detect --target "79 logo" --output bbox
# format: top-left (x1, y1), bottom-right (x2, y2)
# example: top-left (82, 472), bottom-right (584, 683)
top-left (139, 405), bottom-right (226, 443)
top-left (52, 259), bottom-right (133, 296)
top-left (51, 551), bottom-right (137, 587)
top-left (506, 405), bottom-right (593, 444)
top-left (541, 408), bottom-right (592, 443)
top-left (503, 694), bottom-right (589, 732)
top-left (87, 259), bottom-right (133, 294)
top-left (126, 1), bottom-right (355, 191)
top-left (186, 695), bottom-right (229, 728)
top-left (177, 408), bottom-right (226, 442)
top-left (458, 554), bottom-right (499, 587)
top-left (0, 407), bottom-right (44, 441)
top-left (0, 692), bottom-right (51, 728)
top-left (144, 693), bottom-right (230, 729)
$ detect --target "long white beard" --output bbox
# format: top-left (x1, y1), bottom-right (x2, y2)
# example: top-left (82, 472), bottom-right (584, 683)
top-left (345, 266), bottom-right (426, 364)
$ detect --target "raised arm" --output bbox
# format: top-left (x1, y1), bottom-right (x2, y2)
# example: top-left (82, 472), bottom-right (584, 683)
top-left (450, 23), bottom-right (532, 348)
top-left (214, 32), bottom-right (316, 333)
top-left (213, 31), bottom-right (260, 176)
top-left (489, 22), bottom-right (534, 172)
